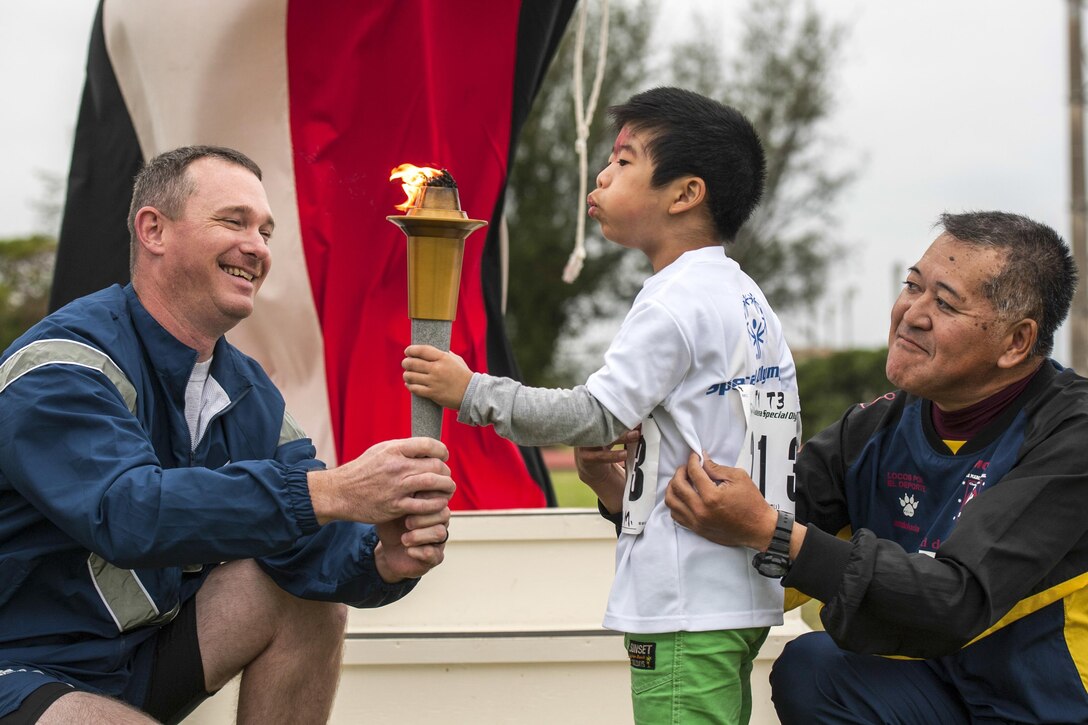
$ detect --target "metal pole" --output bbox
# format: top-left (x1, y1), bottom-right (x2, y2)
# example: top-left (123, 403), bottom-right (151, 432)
top-left (1068, 0), bottom-right (1088, 371)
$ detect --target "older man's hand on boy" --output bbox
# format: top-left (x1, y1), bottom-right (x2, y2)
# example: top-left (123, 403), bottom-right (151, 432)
top-left (402, 344), bottom-right (474, 410)
top-left (666, 453), bottom-right (780, 551)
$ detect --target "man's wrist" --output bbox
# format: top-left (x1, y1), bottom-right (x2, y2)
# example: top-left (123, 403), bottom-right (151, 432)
top-left (373, 542), bottom-right (403, 584)
top-left (752, 509), bottom-right (794, 578)
top-left (306, 469), bottom-right (337, 525)
top-left (756, 505), bottom-right (782, 552)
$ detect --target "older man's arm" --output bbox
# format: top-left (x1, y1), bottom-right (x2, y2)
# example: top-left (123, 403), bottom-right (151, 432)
top-left (666, 402), bottom-right (1088, 659)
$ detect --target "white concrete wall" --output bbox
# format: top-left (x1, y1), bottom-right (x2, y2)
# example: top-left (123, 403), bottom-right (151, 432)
top-left (187, 510), bottom-right (808, 724)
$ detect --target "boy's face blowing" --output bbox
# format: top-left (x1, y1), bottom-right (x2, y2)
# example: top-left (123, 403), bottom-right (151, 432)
top-left (588, 126), bottom-right (676, 256)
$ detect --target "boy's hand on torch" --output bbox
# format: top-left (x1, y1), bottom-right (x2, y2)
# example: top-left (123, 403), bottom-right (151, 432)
top-left (402, 344), bottom-right (474, 410)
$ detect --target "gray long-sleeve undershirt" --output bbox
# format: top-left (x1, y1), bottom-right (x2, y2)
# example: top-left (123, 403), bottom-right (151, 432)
top-left (457, 373), bottom-right (628, 447)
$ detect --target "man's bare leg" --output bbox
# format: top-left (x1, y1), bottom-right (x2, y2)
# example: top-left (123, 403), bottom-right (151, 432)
top-left (34, 560), bottom-right (345, 724)
top-left (196, 559), bottom-right (348, 725)
top-left (37, 692), bottom-right (156, 724)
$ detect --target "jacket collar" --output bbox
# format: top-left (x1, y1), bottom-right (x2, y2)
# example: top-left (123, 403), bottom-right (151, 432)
top-left (123, 284), bottom-right (253, 400)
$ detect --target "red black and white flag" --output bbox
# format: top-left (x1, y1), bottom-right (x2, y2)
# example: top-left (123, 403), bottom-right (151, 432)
top-left (53, 0), bottom-right (575, 509)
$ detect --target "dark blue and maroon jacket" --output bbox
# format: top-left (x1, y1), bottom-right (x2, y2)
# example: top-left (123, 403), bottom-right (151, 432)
top-left (786, 361), bottom-right (1088, 723)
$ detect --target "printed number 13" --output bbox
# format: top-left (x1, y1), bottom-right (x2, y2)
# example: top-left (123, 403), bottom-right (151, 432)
top-left (750, 434), bottom-right (799, 501)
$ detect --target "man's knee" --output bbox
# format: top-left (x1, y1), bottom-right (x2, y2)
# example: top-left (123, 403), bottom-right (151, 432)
top-left (770, 631), bottom-right (970, 725)
top-left (196, 561), bottom-right (348, 690)
top-left (239, 561), bottom-right (347, 646)
top-left (295, 598), bottom-right (349, 643)
top-left (201, 560), bottom-right (346, 632)
top-left (769, 632), bottom-right (842, 723)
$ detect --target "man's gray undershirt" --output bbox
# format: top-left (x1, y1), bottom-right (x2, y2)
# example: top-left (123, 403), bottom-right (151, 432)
top-left (458, 372), bottom-right (628, 447)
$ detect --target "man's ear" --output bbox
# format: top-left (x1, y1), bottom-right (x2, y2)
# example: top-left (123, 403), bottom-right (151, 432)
top-left (668, 176), bottom-right (706, 215)
top-left (133, 206), bottom-right (168, 257)
top-left (997, 318), bottom-right (1038, 369)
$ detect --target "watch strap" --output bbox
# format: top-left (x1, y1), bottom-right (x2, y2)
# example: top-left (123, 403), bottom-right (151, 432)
top-left (767, 509), bottom-right (794, 557)
top-left (752, 509), bottom-right (794, 578)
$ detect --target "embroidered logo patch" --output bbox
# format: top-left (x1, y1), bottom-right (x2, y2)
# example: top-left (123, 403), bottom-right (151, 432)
top-left (954, 462), bottom-right (990, 522)
top-left (743, 293), bottom-right (767, 360)
top-left (628, 640), bottom-right (656, 670)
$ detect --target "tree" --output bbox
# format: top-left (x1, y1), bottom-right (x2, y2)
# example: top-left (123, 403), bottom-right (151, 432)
top-left (31, 170), bottom-right (66, 238)
top-left (505, 0), bottom-right (655, 388)
top-left (795, 347), bottom-right (891, 440)
top-left (670, 0), bottom-right (853, 311)
top-left (0, 235), bottom-right (57, 351)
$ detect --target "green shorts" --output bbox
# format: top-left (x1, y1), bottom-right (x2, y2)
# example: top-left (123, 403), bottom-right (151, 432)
top-left (625, 627), bottom-right (769, 725)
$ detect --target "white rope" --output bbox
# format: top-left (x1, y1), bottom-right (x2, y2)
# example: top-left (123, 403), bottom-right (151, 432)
top-left (499, 211), bottom-right (510, 314)
top-left (562, 0), bottom-right (610, 284)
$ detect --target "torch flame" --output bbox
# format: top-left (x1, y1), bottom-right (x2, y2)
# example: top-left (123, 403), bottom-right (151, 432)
top-left (390, 163), bottom-right (444, 211)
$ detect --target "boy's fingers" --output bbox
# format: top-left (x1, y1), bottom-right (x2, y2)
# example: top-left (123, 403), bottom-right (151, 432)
top-left (404, 344), bottom-right (443, 361)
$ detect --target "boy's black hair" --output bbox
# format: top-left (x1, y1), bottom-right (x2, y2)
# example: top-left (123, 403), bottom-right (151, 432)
top-left (608, 87), bottom-right (765, 242)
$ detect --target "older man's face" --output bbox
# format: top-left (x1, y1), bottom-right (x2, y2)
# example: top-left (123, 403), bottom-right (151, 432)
top-left (886, 233), bottom-right (1012, 410)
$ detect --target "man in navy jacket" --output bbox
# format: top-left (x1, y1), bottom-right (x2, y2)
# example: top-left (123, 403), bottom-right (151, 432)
top-left (0, 146), bottom-right (455, 724)
top-left (663, 211), bottom-right (1088, 724)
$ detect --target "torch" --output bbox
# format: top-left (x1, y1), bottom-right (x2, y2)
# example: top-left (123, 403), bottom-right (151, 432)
top-left (388, 164), bottom-right (487, 439)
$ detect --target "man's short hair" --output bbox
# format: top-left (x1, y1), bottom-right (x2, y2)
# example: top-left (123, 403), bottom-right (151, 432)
top-left (127, 146), bottom-right (263, 273)
top-left (939, 211), bottom-right (1078, 358)
top-left (607, 87), bottom-right (766, 243)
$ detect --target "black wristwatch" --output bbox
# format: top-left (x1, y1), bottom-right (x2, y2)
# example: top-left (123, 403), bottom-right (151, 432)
top-left (752, 509), bottom-right (794, 578)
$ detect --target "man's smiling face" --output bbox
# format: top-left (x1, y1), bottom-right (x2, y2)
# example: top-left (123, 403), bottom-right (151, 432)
top-left (159, 157), bottom-right (274, 337)
top-left (886, 232), bottom-right (1011, 410)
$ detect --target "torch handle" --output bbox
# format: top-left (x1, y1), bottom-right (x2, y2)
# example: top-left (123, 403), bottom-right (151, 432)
top-left (411, 318), bottom-right (452, 439)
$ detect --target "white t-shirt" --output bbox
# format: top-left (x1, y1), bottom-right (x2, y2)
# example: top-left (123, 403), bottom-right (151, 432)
top-left (585, 245), bottom-right (798, 634)
top-left (184, 357), bottom-right (231, 452)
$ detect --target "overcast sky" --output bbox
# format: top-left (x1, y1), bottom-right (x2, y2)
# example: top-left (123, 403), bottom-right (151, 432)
top-left (802, 0), bottom-right (1068, 354)
top-left (0, 0), bottom-right (1073, 355)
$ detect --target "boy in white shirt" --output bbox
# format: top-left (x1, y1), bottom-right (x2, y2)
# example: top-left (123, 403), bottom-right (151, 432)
top-left (402, 86), bottom-right (799, 724)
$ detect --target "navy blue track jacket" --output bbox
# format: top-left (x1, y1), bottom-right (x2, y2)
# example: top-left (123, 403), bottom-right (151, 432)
top-left (0, 284), bottom-right (412, 709)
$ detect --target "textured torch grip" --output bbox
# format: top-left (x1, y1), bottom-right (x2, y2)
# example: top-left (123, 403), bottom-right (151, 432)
top-left (411, 318), bottom-right (452, 439)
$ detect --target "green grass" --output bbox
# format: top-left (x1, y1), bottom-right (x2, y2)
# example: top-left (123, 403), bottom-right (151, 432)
top-left (550, 469), bottom-right (599, 508)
